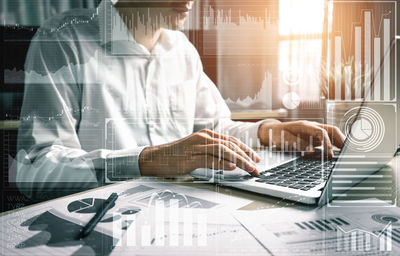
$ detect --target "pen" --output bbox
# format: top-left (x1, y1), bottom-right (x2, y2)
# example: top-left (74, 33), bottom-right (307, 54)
top-left (394, 144), bottom-right (400, 157)
top-left (78, 192), bottom-right (118, 239)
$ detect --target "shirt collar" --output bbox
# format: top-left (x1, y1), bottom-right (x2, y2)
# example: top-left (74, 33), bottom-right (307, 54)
top-left (97, 0), bottom-right (177, 56)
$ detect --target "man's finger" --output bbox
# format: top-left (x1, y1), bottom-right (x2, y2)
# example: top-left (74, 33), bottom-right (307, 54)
top-left (191, 155), bottom-right (237, 171)
top-left (272, 130), bottom-right (311, 152)
top-left (286, 122), bottom-right (334, 156)
top-left (202, 129), bottom-right (260, 163)
top-left (314, 123), bottom-right (345, 149)
top-left (213, 138), bottom-right (257, 165)
top-left (222, 135), bottom-right (261, 163)
top-left (211, 144), bottom-right (259, 176)
top-left (193, 144), bottom-right (260, 176)
top-left (313, 128), bottom-right (334, 157)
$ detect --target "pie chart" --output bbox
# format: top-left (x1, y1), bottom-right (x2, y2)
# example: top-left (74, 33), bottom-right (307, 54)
top-left (340, 107), bottom-right (385, 152)
top-left (372, 214), bottom-right (400, 226)
top-left (351, 118), bottom-right (373, 141)
top-left (67, 198), bottom-right (115, 214)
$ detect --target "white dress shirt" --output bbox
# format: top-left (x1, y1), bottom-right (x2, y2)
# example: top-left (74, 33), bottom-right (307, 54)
top-left (17, 0), bottom-right (271, 199)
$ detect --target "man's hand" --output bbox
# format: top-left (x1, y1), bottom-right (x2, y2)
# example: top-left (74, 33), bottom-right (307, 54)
top-left (258, 120), bottom-right (346, 157)
top-left (139, 129), bottom-right (261, 177)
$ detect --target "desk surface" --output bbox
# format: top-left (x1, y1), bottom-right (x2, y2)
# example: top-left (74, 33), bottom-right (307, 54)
top-left (0, 177), bottom-right (301, 218)
top-left (1, 158), bottom-right (399, 256)
top-left (2, 156), bottom-right (399, 218)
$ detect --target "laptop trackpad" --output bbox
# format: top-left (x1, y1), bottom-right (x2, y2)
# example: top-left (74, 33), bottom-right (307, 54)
top-left (190, 167), bottom-right (251, 181)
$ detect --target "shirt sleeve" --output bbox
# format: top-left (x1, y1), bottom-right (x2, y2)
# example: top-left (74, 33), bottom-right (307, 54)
top-left (16, 30), bottom-right (144, 200)
top-left (193, 69), bottom-right (278, 148)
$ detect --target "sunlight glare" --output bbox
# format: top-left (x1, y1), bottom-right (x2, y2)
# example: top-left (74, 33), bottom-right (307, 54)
top-left (279, 0), bottom-right (325, 35)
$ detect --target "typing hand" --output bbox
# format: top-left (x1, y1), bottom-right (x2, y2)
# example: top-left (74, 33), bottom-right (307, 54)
top-left (258, 120), bottom-right (345, 157)
top-left (139, 129), bottom-right (261, 177)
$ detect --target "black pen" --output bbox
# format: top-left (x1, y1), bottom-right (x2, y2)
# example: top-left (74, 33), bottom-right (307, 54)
top-left (78, 192), bottom-right (118, 239)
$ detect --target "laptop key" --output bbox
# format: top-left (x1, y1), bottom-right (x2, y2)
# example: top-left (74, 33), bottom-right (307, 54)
top-left (298, 181), bottom-right (310, 185)
top-left (256, 178), bottom-right (271, 183)
top-left (260, 172), bottom-right (274, 177)
top-left (268, 181), bottom-right (282, 185)
top-left (283, 174), bottom-right (295, 177)
top-left (256, 177), bottom-right (279, 183)
top-left (274, 182), bottom-right (290, 187)
top-left (289, 184), bottom-right (305, 189)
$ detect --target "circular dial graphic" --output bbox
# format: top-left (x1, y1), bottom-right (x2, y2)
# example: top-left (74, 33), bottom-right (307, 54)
top-left (282, 92), bottom-right (300, 110)
top-left (340, 107), bottom-right (385, 152)
top-left (283, 68), bottom-right (300, 86)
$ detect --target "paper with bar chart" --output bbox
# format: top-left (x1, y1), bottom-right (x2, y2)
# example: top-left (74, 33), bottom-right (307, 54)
top-left (328, 1), bottom-right (397, 102)
top-left (234, 199), bottom-right (400, 255)
top-left (0, 179), bottom-right (254, 255)
top-left (108, 180), bottom-right (261, 254)
top-left (113, 208), bottom-right (265, 255)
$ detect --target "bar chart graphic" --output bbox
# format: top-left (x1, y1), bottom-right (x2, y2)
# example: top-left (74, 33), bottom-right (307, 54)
top-left (328, 1), bottom-right (397, 101)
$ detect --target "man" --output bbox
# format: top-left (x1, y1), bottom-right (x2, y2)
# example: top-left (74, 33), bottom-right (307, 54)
top-left (17, 0), bottom-right (345, 199)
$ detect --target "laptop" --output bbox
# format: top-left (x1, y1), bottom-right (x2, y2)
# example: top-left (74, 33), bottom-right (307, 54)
top-left (190, 142), bottom-right (394, 205)
top-left (191, 3), bottom-right (398, 206)
top-left (191, 98), bottom-right (397, 204)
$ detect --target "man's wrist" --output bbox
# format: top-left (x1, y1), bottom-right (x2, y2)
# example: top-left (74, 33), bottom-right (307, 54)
top-left (138, 146), bottom-right (153, 176)
top-left (138, 145), bottom-right (166, 176)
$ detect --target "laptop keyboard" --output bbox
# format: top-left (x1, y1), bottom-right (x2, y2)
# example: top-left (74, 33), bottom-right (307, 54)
top-left (255, 158), bottom-right (336, 191)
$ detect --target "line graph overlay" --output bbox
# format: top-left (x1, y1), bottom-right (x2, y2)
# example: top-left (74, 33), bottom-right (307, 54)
top-left (336, 223), bottom-right (393, 252)
top-left (202, 1), bottom-right (279, 56)
top-left (225, 71), bottom-right (273, 110)
top-left (217, 58), bottom-right (278, 111)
